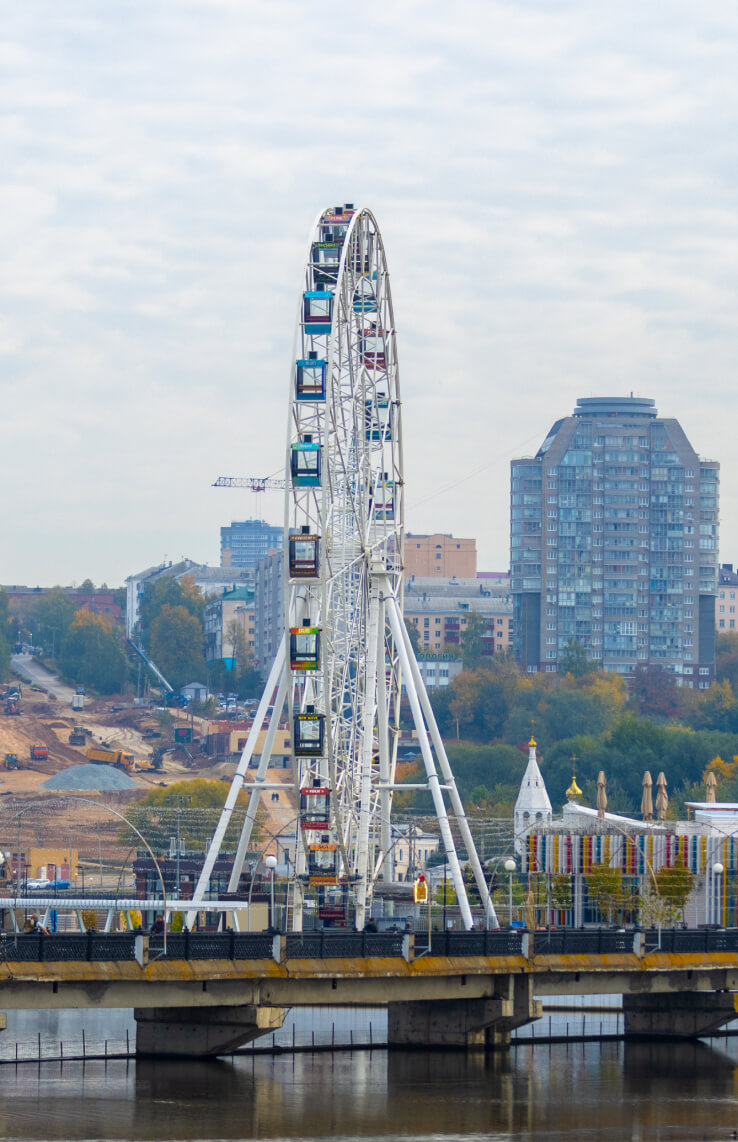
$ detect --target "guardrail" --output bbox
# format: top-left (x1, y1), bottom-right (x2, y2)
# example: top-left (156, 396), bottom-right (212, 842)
top-left (2, 928), bottom-right (738, 964)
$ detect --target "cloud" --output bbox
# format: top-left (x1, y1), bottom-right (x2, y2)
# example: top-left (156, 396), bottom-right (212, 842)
top-left (0, 1), bottom-right (737, 583)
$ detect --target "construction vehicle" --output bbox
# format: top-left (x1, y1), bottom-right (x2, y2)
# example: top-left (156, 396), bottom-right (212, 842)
top-left (86, 746), bottom-right (134, 771)
top-left (30, 743), bottom-right (48, 761)
top-left (4, 696), bottom-right (21, 715)
top-left (4, 753), bottom-right (20, 770)
top-left (126, 639), bottom-right (188, 706)
top-left (68, 726), bottom-right (87, 745)
top-left (72, 693), bottom-right (84, 712)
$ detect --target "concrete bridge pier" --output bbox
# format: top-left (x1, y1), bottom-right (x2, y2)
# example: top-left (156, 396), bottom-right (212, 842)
top-left (134, 1005), bottom-right (286, 1058)
top-left (623, 992), bottom-right (738, 1040)
top-left (387, 976), bottom-right (541, 1051)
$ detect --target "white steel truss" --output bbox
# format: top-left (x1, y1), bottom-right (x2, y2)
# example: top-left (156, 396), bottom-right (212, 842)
top-left (191, 205), bottom-right (498, 931)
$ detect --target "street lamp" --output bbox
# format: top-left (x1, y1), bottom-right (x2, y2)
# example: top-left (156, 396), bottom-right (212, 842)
top-left (265, 854), bottom-right (278, 930)
top-left (504, 858), bottom-right (516, 926)
top-left (712, 862), bottom-right (724, 927)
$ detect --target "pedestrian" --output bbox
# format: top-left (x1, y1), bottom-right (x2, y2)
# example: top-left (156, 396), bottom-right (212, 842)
top-left (150, 914), bottom-right (164, 934)
top-left (29, 913), bottom-right (49, 935)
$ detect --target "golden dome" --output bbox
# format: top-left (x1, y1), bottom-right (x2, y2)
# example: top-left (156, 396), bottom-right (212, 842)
top-left (529, 736), bottom-right (537, 748)
top-left (566, 775), bottom-right (582, 801)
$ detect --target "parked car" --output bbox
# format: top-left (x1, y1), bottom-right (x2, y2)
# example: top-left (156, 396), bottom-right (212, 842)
top-left (26, 877), bottom-right (51, 890)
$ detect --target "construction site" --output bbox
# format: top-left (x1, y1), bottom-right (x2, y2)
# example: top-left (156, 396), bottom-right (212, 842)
top-left (0, 665), bottom-right (297, 893)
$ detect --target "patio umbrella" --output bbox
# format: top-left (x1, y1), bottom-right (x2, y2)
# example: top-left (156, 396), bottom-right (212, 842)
top-left (596, 771), bottom-right (607, 819)
top-left (641, 771), bottom-right (653, 821)
top-left (525, 885), bottom-right (536, 930)
top-left (655, 772), bottom-right (669, 821)
top-left (706, 771), bottom-right (718, 804)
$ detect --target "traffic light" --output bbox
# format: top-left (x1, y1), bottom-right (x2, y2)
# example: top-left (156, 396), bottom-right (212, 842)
top-left (414, 874), bottom-right (429, 904)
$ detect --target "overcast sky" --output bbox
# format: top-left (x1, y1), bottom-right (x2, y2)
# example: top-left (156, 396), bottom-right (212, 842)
top-left (2, 1), bottom-right (738, 587)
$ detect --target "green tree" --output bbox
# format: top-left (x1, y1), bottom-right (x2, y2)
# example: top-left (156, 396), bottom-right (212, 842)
top-left (138, 575), bottom-right (205, 650)
top-left (558, 638), bottom-right (598, 678)
top-left (124, 778), bottom-right (261, 854)
top-left (405, 619), bottom-right (421, 654)
top-left (37, 587), bottom-right (78, 657)
top-left (585, 862), bottom-right (624, 924)
top-left (459, 611), bottom-right (489, 671)
top-left (716, 632), bottom-right (738, 693)
top-left (59, 610), bottom-right (128, 693)
top-left (0, 588), bottom-right (10, 680)
top-left (150, 604), bottom-right (205, 690)
top-left (654, 859), bottom-right (695, 923)
top-left (551, 875), bottom-right (572, 912)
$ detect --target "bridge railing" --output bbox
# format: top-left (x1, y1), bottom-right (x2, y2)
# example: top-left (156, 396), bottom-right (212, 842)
top-left (4, 927), bottom-right (738, 963)
top-left (285, 931), bottom-right (407, 958)
top-left (412, 930), bottom-right (526, 958)
top-left (532, 928), bottom-right (635, 956)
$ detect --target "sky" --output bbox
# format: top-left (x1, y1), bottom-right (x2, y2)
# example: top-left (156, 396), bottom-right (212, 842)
top-left (2, 1), bottom-right (738, 587)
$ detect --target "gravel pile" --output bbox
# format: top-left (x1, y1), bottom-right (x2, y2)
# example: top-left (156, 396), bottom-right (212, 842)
top-left (42, 764), bottom-right (139, 791)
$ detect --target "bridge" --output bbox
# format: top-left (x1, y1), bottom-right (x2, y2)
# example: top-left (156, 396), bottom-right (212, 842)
top-left (3, 927), bottom-right (738, 1057)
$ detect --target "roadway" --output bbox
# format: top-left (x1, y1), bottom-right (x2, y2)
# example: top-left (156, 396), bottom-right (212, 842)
top-left (11, 653), bottom-right (77, 705)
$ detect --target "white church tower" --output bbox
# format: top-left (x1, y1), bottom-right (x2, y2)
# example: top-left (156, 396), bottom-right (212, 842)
top-left (514, 737), bottom-right (552, 853)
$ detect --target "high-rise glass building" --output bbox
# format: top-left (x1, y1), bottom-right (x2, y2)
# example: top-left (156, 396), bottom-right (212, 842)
top-left (220, 518), bottom-right (283, 570)
top-left (510, 397), bottom-right (719, 686)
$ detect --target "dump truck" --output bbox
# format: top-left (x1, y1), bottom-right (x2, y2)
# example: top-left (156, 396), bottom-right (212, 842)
top-left (68, 726), bottom-right (87, 745)
top-left (72, 694), bottom-right (84, 712)
top-left (86, 746), bottom-right (134, 771)
top-left (30, 743), bottom-right (48, 761)
top-left (4, 753), bottom-right (20, 770)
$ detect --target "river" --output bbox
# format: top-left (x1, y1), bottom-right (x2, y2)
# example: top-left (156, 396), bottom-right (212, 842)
top-left (2, 1037), bottom-right (738, 1141)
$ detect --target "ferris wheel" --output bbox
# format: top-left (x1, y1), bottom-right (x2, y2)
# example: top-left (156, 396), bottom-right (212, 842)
top-left (190, 204), bottom-right (497, 932)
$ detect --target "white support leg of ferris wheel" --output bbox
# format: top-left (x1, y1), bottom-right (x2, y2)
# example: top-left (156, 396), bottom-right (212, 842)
top-left (227, 664), bottom-right (289, 892)
top-left (391, 604), bottom-right (499, 929)
top-left (384, 587), bottom-right (475, 931)
top-left (375, 591), bottom-right (394, 882)
top-left (354, 578), bottom-right (381, 931)
top-left (186, 641), bottom-right (286, 927)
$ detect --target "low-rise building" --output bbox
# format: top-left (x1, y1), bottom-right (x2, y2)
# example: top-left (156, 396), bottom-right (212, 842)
top-left (204, 587), bottom-right (255, 669)
top-left (716, 563), bottom-right (738, 632)
top-left (404, 533), bottom-right (477, 578)
top-left (404, 576), bottom-right (513, 656)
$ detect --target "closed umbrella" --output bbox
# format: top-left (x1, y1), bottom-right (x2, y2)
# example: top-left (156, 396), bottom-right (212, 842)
top-left (706, 771), bottom-right (718, 804)
top-left (641, 771), bottom-right (653, 821)
top-left (596, 771), bottom-right (607, 820)
top-left (525, 885), bottom-right (536, 930)
top-left (655, 772), bottom-right (669, 821)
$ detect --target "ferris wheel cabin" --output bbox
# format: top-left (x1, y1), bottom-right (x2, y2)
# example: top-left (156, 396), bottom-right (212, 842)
top-left (295, 353), bottom-right (326, 400)
top-left (299, 784), bottom-right (331, 831)
top-left (291, 437), bottom-right (322, 486)
top-left (289, 528), bottom-right (320, 578)
top-left (303, 290), bottom-right (333, 334)
top-left (365, 395), bottom-right (393, 442)
top-left (293, 707), bottom-right (325, 756)
top-left (360, 326), bottom-right (387, 370)
top-left (289, 624), bottom-right (321, 671)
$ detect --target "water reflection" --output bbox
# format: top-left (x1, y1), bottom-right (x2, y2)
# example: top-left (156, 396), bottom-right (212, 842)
top-left (1, 1041), bottom-right (738, 1140)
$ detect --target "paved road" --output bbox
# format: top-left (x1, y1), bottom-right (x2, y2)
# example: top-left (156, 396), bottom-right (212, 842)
top-left (11, 653), bottom-right (77, 705)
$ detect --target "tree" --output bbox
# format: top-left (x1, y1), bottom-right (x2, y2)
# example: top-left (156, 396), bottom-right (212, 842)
top-left (124, 778), bottom-right (262, 854)
top-left (459, 612), bottom-right (488, 671)
top-left (717, 632), bottom-right (738, 693)
top-left (59, 610), bottom-right (129, 693)
top-left (631, 664), bottom-right (684, 720)
top-left (0, 588), bottom-right (10, 681)
top-left (405, 619), bottom-right (421, 655)
top-left (558, 638), bottom-right (598, 678)
top-left (585, 863), bottom-right (625, 924)
top-left (654, 859), bottom-right (694, 923)
top-left (138, 575), bottom-right (205, 650)
top-left (37, 587), bottom-right (78, 657)
top-left (150, 605), bottom-right (205, 689)
top-left (551, 875), bottom-right (572, 912)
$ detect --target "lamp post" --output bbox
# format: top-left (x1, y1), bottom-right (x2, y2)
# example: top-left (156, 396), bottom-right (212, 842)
top-left (265, 854), bottom-right (278, 930)
top-left (504, 858), bottom-right (516, 926)
top-left (712, 862), bottom-right (724, 927)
